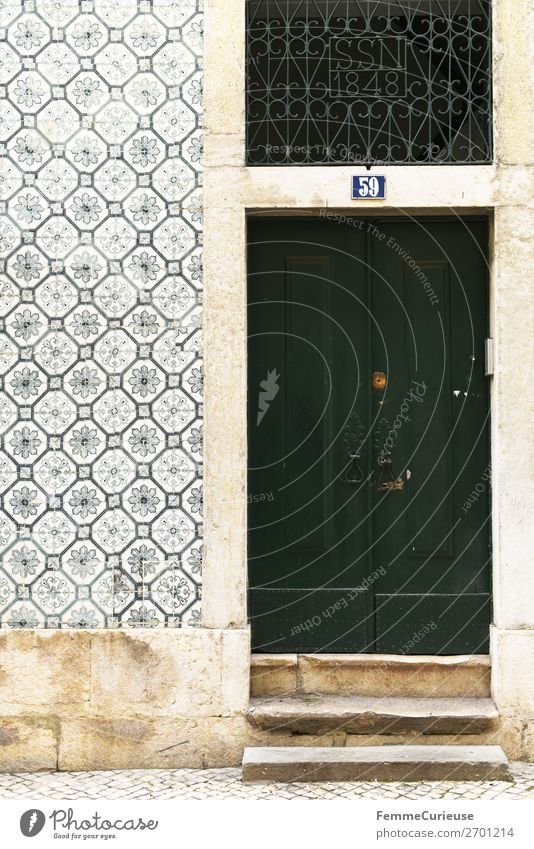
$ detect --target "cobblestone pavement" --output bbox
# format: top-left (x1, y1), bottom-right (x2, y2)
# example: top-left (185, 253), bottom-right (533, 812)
top-left (0, 764), bottom-right (533, 800)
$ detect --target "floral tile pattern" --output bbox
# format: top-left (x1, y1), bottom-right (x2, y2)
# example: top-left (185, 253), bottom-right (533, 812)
top-left (0, 0), bottom-right (203, 628)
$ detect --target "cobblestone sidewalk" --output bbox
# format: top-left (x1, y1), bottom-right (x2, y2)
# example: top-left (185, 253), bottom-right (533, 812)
top-left (0, 764), bottom-right (533, 800)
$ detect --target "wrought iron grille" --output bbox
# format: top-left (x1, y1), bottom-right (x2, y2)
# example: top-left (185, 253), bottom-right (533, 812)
top-left (246, 0), bottom-right (492, 165)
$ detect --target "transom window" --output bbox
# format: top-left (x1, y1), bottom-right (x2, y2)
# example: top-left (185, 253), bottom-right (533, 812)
top-left (246, 0), bottom-right (492, 165)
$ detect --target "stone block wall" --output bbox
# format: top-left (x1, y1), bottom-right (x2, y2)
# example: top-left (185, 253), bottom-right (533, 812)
top-left (0, 628), bottom-right (250, 770)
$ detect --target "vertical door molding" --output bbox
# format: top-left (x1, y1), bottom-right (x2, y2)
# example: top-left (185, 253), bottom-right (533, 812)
top-left (202, 0), bottom-right (248, 627)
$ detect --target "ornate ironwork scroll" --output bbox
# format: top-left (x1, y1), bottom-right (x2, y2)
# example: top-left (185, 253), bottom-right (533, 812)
top-left (246, 0), bottom-right (492, 165)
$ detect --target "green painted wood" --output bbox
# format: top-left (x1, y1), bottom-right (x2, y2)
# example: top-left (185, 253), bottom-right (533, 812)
top-left (374, 595), bottom-right (491, 655)
top-left (248, 218), bottom-right (490, 654)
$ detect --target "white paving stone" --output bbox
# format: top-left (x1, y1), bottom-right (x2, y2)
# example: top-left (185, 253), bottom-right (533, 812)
top-left (0, 764), bottom-right (532, 800)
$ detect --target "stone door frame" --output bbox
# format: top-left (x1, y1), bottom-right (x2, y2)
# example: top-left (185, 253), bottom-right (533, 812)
top-left (202, 0), bottom-right (534, 743)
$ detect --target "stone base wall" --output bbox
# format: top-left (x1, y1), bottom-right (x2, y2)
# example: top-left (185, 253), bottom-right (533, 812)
top-left (1, 629), bottom-right (534, 770)
top-left (0, 628), bottom-right (250, 771)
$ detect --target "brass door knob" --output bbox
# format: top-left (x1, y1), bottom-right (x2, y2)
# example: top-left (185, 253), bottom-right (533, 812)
top-left (372, 371), bottom-right (387, 390)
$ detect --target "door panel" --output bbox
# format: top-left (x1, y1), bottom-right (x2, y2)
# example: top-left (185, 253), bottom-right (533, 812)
top-left (374, 593), bottom-right (491, 655)
top-left (251, 588), bottom-right (371, 654)
top-left (283, 255), bottom-right (334, 557)
top-left (248, 217), bottom-right (490, 654)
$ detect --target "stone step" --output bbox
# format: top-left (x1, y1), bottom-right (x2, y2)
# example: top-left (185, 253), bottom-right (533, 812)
top-left (248, 695), bottom-right (499, 735)
top-left (242, 745), bottom-right (512, 783)
top-left (250, 653), bottom-right (491, 698)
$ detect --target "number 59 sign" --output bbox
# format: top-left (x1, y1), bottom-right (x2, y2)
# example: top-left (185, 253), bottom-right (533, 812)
top-left (352, 175), bottom-right (387, 200)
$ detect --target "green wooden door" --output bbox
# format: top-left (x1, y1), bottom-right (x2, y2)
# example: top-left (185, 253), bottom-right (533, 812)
top-left (248, 217), bottom-right (490, 654)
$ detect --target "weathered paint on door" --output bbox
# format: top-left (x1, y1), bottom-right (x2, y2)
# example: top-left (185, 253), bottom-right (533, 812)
top-left (248, 217), bottom-right (491, 654)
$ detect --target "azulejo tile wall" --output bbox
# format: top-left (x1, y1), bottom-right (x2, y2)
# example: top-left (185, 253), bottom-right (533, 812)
top-left (0, 0), bottom-right (203, 628)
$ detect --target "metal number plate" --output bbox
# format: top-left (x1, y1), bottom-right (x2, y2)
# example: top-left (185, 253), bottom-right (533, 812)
top-left (352, 175), bottom-right (386, 200)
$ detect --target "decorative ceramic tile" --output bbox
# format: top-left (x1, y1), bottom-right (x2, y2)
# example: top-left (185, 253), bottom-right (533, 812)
top-left (0, 0), bottom-right (203, 628)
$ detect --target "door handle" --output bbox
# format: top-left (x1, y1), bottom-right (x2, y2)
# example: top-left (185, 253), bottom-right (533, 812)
top-left (341, 412), bottom-right (365, 485)
top-left (342, 451), bottom-right (364, 485)
top-left (376, 453), bottom-right (404, 492)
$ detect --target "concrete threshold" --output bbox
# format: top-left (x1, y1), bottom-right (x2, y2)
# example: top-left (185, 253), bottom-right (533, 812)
top-left (242, 745), bottom-right (512, 783)
top-left (248, 694), bottom-right (499, 735)
top-left (250, 653), bottom-right (491, 698)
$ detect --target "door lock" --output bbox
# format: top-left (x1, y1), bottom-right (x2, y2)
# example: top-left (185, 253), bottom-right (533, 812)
top-left (376, 454), bottom-right (404, 492)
